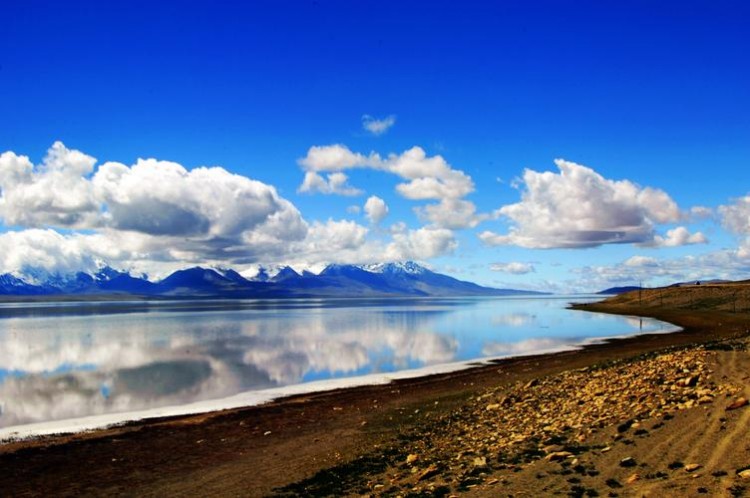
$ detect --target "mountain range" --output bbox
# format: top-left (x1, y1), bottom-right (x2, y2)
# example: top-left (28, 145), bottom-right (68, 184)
top-left (0, 261), bottom-right (545, 299)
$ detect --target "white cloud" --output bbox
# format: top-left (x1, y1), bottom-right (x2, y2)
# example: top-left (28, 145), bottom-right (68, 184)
top-left (362, 114), bottom-right (396, 135)
top-left (364, 195), bottom-right (388, 224)
top-left (280, 219), bottom-right (378, 267)
top-left (298, 144), bottom-right (373, 172)
top-left (93, 158), bottom-right (303, 239)
top-left (416, 198), bottom-right (487, 229)
top-left (570, 249), bottom-right (750, 293)
top-left (0, 143), bottom-right (322, 275)
top-left (481, 159), bottom-right (683, 249)
top-left (646, 226), bottom-right (707, 247)
top-left (0, 229), bottom-right (97, 278)
top-left (719, 195), bottom-right (750, 235)
top-left (386, 147), bottom-right (474, 200)
top-left (297, 145), bottom-right (474, 201)
top-left (297, 144), bottom-right (484, 230)
top-left (690, 206), bottom-right (713, 219)
top-left (719, 195), bottom-right (750, 258)
top-left (490, 262), bottom-right (536, 275)
top-left (623, 255), bottom-right (659, 267)
top-left (304, 219), bottom-right (368, 251)
top-left (0, 142), bottom-right (101, 228)
top-left (297, 171), bottom-right (363, 196)
top-left (0, 142), bottom-right (475, 277)
top-left (385, 227), bottom-right (457, 261)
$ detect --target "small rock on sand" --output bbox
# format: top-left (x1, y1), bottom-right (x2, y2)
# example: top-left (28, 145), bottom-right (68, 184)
top-left (727, 397), bottom-right (749, 410)
top-left (620, 457), bottom-right (637, 468)
top-left (626, 473), bottom-right (640, 484)
top-left (685, 463), bottom-right (702, 472)
top-left (545, 451), bottom-right (573, 462)
top-left (417, 464), bottom-right (439, 481)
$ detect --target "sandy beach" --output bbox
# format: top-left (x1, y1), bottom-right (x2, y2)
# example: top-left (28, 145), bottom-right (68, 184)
top-left (2, 285), bottom-right (750, 497)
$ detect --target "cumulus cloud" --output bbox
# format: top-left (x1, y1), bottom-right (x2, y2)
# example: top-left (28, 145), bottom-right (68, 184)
top-left (570, 249), bottom-right (750, 293)
top-left (297, 171), bottom-right (363, 196)
top-left (0, 142), bottom-right (101, 228)
top-left (362, 114), bottom-right (396, 135)
top-left (364, 195), bottom-right (388, 224)
top-left (92, 158), bottom-right (305, 241)
top-left (298, 145), bottom-right (474, 200)
top-left (386, 147), bottom-right (474, 200)
top-left (278, 219), bottom-right (377, 267)
top-left (385, 226), bottom-right (457, 261)
top-left (0, 229), bottom-right (97, 279)
top-left (646, 226), bottom-right (708, 247)
top-left (480, 159), bottom-right (684, 249)
top-left (623, 255), bottom-right (659, 267)
top-left (0, 143), bottom-right (319, 275)
top-left (415, 198), bottom-right (487, 229)
top-left (297, 144), bottom-right (483, 228)
top-left (719, 195), bottom-right (750, 258)
top-left (490, 262), bottom-right (536, 275)
top-left (719, 196), bottom-right (750, 235)
top-left (0, 142), bottom-right (470, 276)
top-left (303, 219), bottom-right (368, 252)
top-left (298, 144), bottom-right (373, 172)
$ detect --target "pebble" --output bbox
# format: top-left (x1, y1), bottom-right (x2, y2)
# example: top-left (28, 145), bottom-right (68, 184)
top-left (685, 463), bottom-right (702, 472)
top-left (626, 473), bottom-right (641, 484)
top-left (726, 397), bottom-right (749, 410)
top-left (417, 464), bottom-right (439, 481)
top-left (545, 451), bottom-right (573, 462)
top-left (737, 469), bottom-right (750, 479)
top-left (620, 457), bottom-right (637, 468)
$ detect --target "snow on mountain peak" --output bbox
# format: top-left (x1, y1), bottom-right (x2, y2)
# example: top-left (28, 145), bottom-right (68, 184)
top-left (361, 261), bottom-right (428, 275)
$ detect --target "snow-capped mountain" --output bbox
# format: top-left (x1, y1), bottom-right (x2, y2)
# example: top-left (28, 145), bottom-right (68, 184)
top-left (0, 262), bottom-right (546, 298)
top-left (362, 261), bottom-right (427, 275)
top-left (0, 266), bottom-right (154, 296)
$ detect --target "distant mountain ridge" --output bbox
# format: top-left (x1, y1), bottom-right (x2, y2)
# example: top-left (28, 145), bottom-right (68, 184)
top-left (0, 262), bottom-right (546, 299)
top-left (597, 286), bottom-right (644, 295)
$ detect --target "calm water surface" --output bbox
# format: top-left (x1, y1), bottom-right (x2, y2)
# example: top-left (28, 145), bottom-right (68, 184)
top-left (0, 296), bottom-right (674, 429)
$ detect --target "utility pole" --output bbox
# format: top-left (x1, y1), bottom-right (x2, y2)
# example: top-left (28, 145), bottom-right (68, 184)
top-left (639, 280), bottom-right (642, 306)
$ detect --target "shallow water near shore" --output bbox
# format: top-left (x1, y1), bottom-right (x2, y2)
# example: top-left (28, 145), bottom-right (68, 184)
top-left (0, 295), bottom-right (675, 436)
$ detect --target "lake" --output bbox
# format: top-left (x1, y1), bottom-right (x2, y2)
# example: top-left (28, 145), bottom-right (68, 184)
top-left (0, 296), bottom-right (675, 435)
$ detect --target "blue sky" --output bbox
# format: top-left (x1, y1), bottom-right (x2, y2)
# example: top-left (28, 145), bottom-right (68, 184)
top-left (1, 1), bottom-right (749, 291)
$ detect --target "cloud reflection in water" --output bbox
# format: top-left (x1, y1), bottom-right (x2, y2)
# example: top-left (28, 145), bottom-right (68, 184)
top-left (0, 297), bottom-right (668, 428)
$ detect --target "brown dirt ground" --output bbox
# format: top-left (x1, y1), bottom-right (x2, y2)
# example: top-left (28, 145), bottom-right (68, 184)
top-left (2, 285), bottom-right (750, 497)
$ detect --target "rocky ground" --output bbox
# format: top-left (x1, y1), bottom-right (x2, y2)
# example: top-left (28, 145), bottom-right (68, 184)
top-left (278, 338), bottom-right (750, 497)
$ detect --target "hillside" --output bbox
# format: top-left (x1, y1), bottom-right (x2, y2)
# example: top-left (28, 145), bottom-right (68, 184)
top-left (588, 281), bottom-right (750, 314)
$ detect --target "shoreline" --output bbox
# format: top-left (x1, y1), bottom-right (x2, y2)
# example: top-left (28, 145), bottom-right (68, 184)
top-left (2, 293), bottom-right (750, 496)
